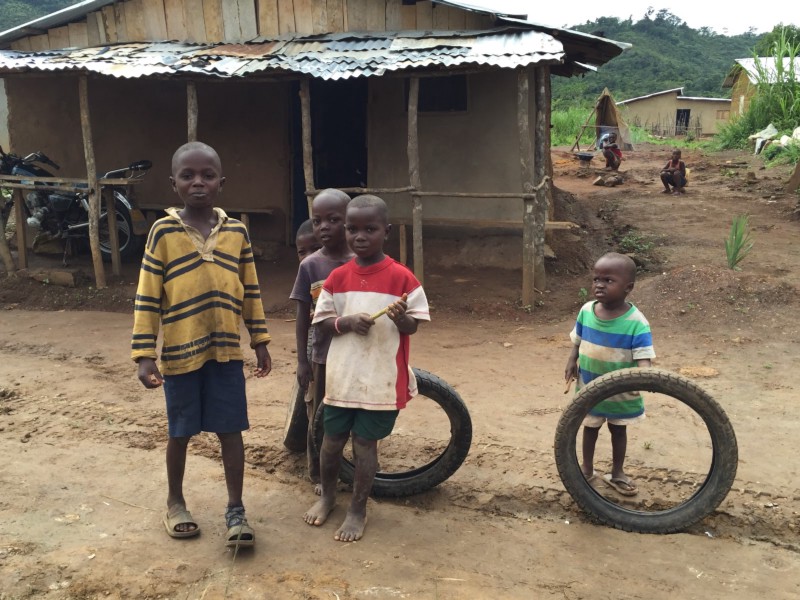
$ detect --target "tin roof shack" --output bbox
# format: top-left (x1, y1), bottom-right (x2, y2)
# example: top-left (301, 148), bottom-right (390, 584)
top-left (723, 57), bottom-right (800, 117)
top-left (616, 88), bottom-right (731, 138)
top-left (0, 0), bottom-right (628, 302)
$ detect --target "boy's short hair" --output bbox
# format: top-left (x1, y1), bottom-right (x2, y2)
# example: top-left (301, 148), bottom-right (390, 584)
top-left (171, 141), bottom-right (221, 173)
top-left (297, 219), bottom-right (314, 237)
top-left (312, 188), bottom-right (351, 210)
top-left (596, 252), bottom-right (637, 282)
top-left (348, 194), bottom-right (388, 224)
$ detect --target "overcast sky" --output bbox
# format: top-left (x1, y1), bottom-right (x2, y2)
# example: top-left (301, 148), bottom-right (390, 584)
top-left (485, 1), bottom-right (794, 35)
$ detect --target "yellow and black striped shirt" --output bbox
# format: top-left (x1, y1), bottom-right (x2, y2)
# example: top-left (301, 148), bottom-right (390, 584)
top-left (131, 207), bottom-right (270, 375)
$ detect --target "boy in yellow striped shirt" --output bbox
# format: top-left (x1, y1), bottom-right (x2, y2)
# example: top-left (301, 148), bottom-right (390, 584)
top-left (131, 142), bottom-right (271, 547)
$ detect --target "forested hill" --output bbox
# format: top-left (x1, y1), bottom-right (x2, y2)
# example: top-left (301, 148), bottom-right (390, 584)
top-left (0, 1), bottom-right (77, 31)
top-left (2, 3), bottom-right (761, 109)
top-left (552, 11), bottom-right (762, 107)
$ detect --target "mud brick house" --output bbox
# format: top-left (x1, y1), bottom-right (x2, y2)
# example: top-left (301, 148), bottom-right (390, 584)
top-left (616, 87), bottom-right (731, 138)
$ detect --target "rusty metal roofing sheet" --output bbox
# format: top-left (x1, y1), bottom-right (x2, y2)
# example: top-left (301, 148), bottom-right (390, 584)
top-left (0, 29), bottom-right (564, 80)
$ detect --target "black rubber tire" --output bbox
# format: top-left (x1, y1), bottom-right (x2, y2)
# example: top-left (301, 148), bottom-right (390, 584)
top-left (312, 368), bottom-right (472, 497)
top-left (282, 378), bottom-right (308, 452)
top-left (554, 368), bottom-right (738, 534)
top-left (98, 193), bottom-right (145, 262)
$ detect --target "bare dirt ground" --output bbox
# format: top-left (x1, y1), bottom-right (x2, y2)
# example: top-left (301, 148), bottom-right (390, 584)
top-left (1, 143), bottom-right (799, 599)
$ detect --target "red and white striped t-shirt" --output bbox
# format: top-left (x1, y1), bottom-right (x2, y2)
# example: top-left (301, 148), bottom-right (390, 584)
top-left (313, 257), bottom-right (430, 410)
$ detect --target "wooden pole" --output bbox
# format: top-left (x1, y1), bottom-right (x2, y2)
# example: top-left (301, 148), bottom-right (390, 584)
top-left (12, 190), bottom-right (27, 269)
top-left (398, 225), bottom-right (407, 265)
top-left (518, 68), bottom-right (536, 307)
top-left (407, 76), bottom-right (423, 285)
top-left (533, 66), bottom-right (549, 290)
top-left (79, 74), bottom-right (106, 289)
top-left (0, 209), bottom-right (15, 273)
top-left (104, 188), bottom-right (121, 276)
top-left (187, 81), bottom-right (198, 142)
top-left (299, 79), bottom-right (315, 218)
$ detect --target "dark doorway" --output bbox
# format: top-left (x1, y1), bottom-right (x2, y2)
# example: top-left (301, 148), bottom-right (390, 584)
top-left (290, 79), bottom-right (368, 239)
top-left (676, 109), bottom-right (690, 135)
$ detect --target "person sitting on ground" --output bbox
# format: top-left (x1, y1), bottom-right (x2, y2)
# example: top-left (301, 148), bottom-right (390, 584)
top-left (600, 132), bottom-right (623, 171)
top-left (131, 141), bottom-right (272, 548)
top-left (295, 218), bottom-right (322, 262)
top-left (660, 149), bottom-right (687, 195)
top-left (303, 194), bottom-right (430, 542)
top-left (564, 252), bottom-right (655, 497)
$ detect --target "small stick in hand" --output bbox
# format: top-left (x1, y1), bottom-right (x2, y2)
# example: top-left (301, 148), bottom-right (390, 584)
top-left (564, 376), bottom-right (575, 394)
top-left (371, 293), bottom-right (408, 320)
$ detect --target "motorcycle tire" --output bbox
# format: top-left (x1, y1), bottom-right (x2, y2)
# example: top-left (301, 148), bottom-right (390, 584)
top-left (98, 193), bottom-right (145, 262)
top-left (312, 368), bottom-right (472, 497)
top-left (283, 378), bottom-right (309, 452)
top-left (554, 368), bottom-right (738, 534)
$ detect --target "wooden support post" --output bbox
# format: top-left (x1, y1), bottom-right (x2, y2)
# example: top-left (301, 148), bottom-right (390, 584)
top-left (104, 188), bottom-right (121, 276)
top-left (79, 74), bottom-right (107, 289)
top-left (187, 81), bottom-right (198, 142)
top-left (299, 79), bottom-right (315, 217)
top-left (0, 209), bottom-right (16, 273)
top-left (240, 212), bottom-right (250, 231)
top-left (407, 76), bottom-right (423, 285)
top-left (533, 66), bottom-right (549, 290)
top-left (12, 190), bottom-right (27, 269)
top-left (518, 68), bottom-right (536, 307)
top-left (399, 224), bottom-right (407, 265)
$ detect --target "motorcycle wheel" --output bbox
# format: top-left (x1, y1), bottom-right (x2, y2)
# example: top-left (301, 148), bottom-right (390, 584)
top-left (312, 368), bottom-right (473, 497)
top-left (554, 368), bottom-right (738, 534)
top-left (98, 193), bottom-right (145, 262)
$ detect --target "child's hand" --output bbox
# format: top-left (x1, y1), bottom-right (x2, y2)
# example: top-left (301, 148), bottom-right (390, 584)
top-left (564, 358), bottom-right (578, 383)
top-left (297, 359), bottom-right (313, 388)
top-left (345, 313), bottom-right (375, 336)
top-left (386, 293), bottom-right (409, 324)
top-left (137, 358), bottom-right (164, 389)
top-left (254, 343), bottom-right (272, 377)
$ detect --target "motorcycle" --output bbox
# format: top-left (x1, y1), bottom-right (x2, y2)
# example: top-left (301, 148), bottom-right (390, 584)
top-left (0, 145), bottom-right (151, 262)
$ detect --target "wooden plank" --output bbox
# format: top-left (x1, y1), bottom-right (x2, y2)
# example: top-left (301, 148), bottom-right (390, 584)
top-left (400, 4), bottom-right (415, 29)
top-left (0, 205), bottom-right (16, 273)
top-left (415, 1), bottom-right (432, 29)
top-left (447, 6), bottom-right (466, 29)
top-left (293, 0), bottom-right (314, 33)
top-left (365, 0), bottom-right (384, 30)
top-left (518, 68), bottom-right (535, 307)
top-left (346, 0), bottom-right (368, 31)
top-left (533, 66), bottom-right (549, 293)
top-left (164, 0), bottom-right (188, 40)
top-left (221, 0), bottom-right (243, 40)
top-left (431, 3), bottom-right (447, 29)
top-left (48, 26), bottom-right (71, 49)
top-left (299, 79), bottom-right (315, 215)
top-left (258, 0), bottom-right (280, 36)
top-left (390, 217), bottom-right (577, 230)
top-left (237, 0), bottom-right (258, 39)
top-left (203, 0), bottom-right (225, 41)
top-left (11, 38), bottom-right (33, 51)
top-left (277, 0), bottom-right (297, 34)
top-left (465, 11), bottom-right (489, 29)
top-left (12, 190), bottom-right (28, 269)
top-left (78, 75), bottom-right (108, 288)
top-left (28, 35), bottom-right (51, 50)
top-left (184, 0), bottom-right (207, 41)
top-left (311, 0), bottom-right (327, 33)
top-left (87, 12), bottom-right (102, 46)
top-left (326, 0), bottom-right (344, 32)
top-left (407, 76), bottom-right (423, 286)
top-left (125, 0), bottom-right (147, 41)
top-left (142, 0), bottom-right (169, 39)
top-left (187, 82), bottom-right (198, 141)
top-left (385, 0), bottom-right (401, 30)
top-left (102, 6), bottom-right (118, 42)
top-left (68, 22), bottom-right (89, 48)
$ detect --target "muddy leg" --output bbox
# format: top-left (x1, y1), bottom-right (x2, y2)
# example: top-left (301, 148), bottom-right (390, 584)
top-left (581, 426), bottom-right (600, 479)
top-left (304, 432), bottom-right (348, 526)
top-left (335, 434), bottom-right (378, 542)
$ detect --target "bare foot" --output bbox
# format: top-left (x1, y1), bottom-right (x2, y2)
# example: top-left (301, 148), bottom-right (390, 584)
top-left (303, 498), bottom-right (334, 526)
top-left (661, 189), bottom-right (671, 193)
top-left (334, 511), bottom-right (367, 542)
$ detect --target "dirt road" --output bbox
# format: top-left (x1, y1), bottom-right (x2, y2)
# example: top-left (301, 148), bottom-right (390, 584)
top-left (1, 144), bottom-right (799, 599)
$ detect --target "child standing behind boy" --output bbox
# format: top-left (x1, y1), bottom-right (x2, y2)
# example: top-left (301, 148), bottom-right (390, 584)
top-left (290, 189), bottom-right (353, 487)
top-left (303, 194), bottom-right (429, 541)
top-left (295, 218), bottom-right (322, 262)
top-left (132, 142), bottom-right (271, 547)
top-left (564, 252), bottom-right (654, 496)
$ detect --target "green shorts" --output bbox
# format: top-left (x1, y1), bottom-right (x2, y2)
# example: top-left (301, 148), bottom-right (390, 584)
top-left (323, 404), bottom-right (399, 441)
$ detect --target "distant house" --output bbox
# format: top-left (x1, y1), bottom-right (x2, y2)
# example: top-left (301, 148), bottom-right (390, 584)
top-left (723, 57), bottom-right (800, 116)
top-left (616, 87), bottom-right (731, 137)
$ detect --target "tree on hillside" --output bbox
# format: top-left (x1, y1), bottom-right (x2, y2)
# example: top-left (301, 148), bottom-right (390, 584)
top-left (754, 25), bottom-right (800, 55)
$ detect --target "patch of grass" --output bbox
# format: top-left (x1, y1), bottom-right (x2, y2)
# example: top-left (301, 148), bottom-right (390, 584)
top-left (618, 231), bottom-right (654, 254)
top-left (578, 287), bottom-right (588, 303)
top-left (725, 214), bottom-right (754, 270)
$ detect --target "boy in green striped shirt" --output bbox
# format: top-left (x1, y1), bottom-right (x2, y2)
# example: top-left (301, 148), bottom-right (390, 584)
top-left (564, 253), bottom-right (655, 496)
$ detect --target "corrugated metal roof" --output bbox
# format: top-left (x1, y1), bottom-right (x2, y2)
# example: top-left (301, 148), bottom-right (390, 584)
top-left (0, 29), bottom-right (564, 80)
top-left (618, 88), bottom-right (731, 104)
top-left (723, 57), bottom-right (800, 87)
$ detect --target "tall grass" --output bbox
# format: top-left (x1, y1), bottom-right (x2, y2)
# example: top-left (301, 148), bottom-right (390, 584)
top-left (550, 105), bottom-right (593, 147)
top-left (724, 214), bottom-right (754, 270)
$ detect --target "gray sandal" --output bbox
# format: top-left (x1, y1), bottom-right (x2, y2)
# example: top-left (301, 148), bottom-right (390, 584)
top-left (225, 505), bottom-right (255, 548)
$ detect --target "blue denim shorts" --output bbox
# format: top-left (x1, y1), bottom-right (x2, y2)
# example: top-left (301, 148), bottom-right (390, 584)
top-left (163, 360), bottom-right (248, 438)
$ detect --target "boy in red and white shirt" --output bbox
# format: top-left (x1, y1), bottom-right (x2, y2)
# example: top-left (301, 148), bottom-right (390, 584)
top-left (303, 194), bottom-right (429, 542)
